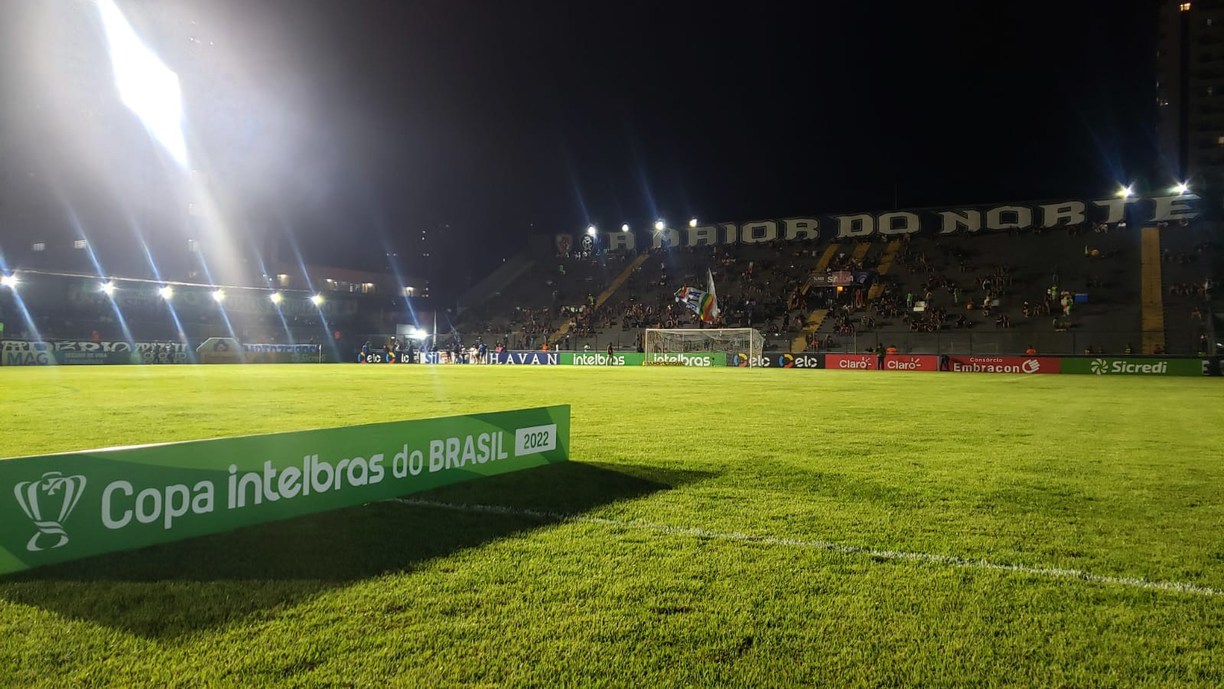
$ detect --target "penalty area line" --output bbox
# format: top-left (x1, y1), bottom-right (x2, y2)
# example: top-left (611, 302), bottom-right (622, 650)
top-left (392, 498), bottom-right (1223, 598)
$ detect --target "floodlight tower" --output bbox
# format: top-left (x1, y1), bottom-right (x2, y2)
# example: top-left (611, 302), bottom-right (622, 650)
top-left (96, 0), bottom-right (254, 287)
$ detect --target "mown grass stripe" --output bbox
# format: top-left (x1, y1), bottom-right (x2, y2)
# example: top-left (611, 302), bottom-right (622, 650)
top-left (395, 497), bottom-right (1224, 598)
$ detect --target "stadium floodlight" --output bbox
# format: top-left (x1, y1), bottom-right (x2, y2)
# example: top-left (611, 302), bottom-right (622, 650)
top-left (269, 292), bottom-right (283, 304)
top-left (654, 219), bottom-right (666, 231)
top-left (586, 226), bottom-right (597, 236)
top-left (689, 218), bottom-right (699, 228)
top-left (407, 327), bottom-right (429, 340)
top-left (96, 0), bottom-right (189, 166)
top-left (212, 289), bottom-right (226, 302)
top-left (158, 285), bottom-right (174, 299)
top-left (310, 293), bottom-right (324, 306)
top-left (100, 281), bottom-right (116, 296)
top-left (621, 223), bottom-right (630, 232)
top-left (1174, 181), bottom-right (1190, 194)
top-left (1117, 184), bottom-right (1135, 199)
top-left (0, 274), bottom-right (17, 289)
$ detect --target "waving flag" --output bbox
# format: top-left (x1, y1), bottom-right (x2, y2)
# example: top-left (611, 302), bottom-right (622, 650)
top-left (705, 269), bottom-right (720, 322)
top-left (674, 270), bottom-right (720, 323)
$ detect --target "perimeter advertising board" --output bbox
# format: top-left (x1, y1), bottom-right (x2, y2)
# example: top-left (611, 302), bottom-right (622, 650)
top-left (0, 340), bottom-right (188, 366)
top-left (489, 351), bottom-right (561, 365)
top-left (1060, 357), bottom-right (1206, 376)
top-left (564, 352), bottom-right (645, 366)
top-left (730, 352), bottom-right (824, 368)
top-left (0, 406), bottom-right (570, 575)
top-left (645, 352), bottom-right (726, 367)
top-left (947, 356), bottom-right (1060, 374)
top-left (882, 354), bottom-right (940, 371)
top-left (243, 344), bottom-right (322, 363)
top-left (478, 352), bottom-right (726, 366)
top-left (825, 353), bottom-right (879, 370)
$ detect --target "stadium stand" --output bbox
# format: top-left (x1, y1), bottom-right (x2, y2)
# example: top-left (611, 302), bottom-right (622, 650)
top-left (1158, 221), bottom-right (1217, 356)
top-left (812, 225), bottom-right (1143, 354)
top-left (451, 219), bottom-right (1218, 357)
top-left (3, 216), bottom-right (1218, 360)
top-left (0, 272), bottom-right (392, 360)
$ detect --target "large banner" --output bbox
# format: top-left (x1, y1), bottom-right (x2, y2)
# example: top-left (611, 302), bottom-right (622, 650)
top-left (569, 193), bottom-right (1205, 251)
top-left (947, 355), bottom-right (1060, 374)
top-left (811, 271), bottom-right (872, 288)
top-left (1060, 357), bottom-right (1207, 376)
top-left (1, 340), bottom-right (188, 366)
top-left (0, 406), bottom-right (570, 575)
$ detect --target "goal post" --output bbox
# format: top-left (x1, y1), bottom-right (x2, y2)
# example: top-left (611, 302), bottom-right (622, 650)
top-left (643, 328), bottom-right (765, 367)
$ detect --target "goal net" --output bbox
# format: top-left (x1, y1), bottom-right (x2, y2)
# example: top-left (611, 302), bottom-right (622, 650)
top-left (643, 328), bottom-right (764, 367)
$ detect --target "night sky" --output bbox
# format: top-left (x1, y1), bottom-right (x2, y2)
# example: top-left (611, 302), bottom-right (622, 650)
top-left (0, 0), bottom-right (1158, 295)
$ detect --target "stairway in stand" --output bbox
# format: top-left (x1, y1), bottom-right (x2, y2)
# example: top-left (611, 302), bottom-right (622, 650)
top-left (790, 244), bottom-right (842, 351)
top-left (867, 239), bottom-right (902, 301)
top-left (549, 253), bottom-right (650, 345)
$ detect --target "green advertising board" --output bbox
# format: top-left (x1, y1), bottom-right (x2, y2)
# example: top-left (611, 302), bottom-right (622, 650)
top-left (561, 352), bottom-right (646, 366)
top-left (646, 351), bottom-right (726, 366)
top-left (0, 406), bottom-right (569, 575)
top-left (1060, 357), bottom-right (1206, 376)
top-left (557, 352), bottom-right (726, 366)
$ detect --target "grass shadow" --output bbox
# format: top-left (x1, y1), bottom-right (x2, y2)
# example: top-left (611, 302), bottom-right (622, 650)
top-left (0, 461), bottom-right (710, 639)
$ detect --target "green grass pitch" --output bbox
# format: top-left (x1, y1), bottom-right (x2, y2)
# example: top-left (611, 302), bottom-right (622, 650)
top-left (0, 364), bottom-right (1222, 686)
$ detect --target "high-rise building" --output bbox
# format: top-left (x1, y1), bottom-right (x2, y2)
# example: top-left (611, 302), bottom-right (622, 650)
top-left (411, 223), bottom-right (455, 301)
top-left (1157, 0), bottom-right (1224, 187)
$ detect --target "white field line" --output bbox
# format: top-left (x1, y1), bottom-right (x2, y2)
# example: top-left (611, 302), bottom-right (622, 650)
top-left (392, 498), bottom-right (1223, 598)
